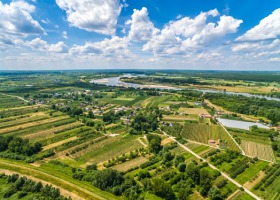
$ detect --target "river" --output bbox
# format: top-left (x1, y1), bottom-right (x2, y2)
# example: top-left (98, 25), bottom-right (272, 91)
top-left (90, 74), bottom-right (280, 101)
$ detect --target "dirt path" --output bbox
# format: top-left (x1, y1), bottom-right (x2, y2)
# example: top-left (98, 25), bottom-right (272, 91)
top-left (219, 123), bottom-right (246, 155)
top-left (161, 130), bottom-right (261, 200)
top-left (43, 136), bottom-right (78, 151)
top-left (244, 171), bottom-right (265, 190)
top-left (138, 137), bottom-right (148, 147)
top-left (226, 189), bottom-right (240, 200)
top-left (0, 160), bottom-right (114, 200)
top-left (0, 93), bottom-right (29, 103)
top-left (0, 169), bottom-right (83, 200)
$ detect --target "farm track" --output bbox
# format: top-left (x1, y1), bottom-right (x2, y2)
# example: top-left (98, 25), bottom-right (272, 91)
top-left (0, 93), bottom-right (29, 103)
top-left (0, 159), bottom-right (119, 200)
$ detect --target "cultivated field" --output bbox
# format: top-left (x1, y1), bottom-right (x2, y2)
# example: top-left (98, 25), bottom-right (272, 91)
top-left (181, 124), bottom-right (241, 152)
top-left (241, 140), bottom-right (275, 162)
top-left (163, 115), bottom-right (198, 122)
top-left (112, 156), bottom-right (148, 172)
top-left (178, 108), bottom-right (210, 115)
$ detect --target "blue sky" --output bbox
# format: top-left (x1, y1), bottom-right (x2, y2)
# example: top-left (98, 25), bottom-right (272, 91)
top-left (0, 0), bottom-right (280, 70)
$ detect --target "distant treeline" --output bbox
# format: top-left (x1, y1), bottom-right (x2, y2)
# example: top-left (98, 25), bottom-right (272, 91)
top-left (154, 71), bottom-right (280, 82)
top-left (204, 93), bottom-right (280, 125)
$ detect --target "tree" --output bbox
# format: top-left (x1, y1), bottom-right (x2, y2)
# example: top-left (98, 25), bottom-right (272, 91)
top-left (199, 169), bottom-right (212, 196)
top-left (138, 170), bottom-right (150, 180)
top-left (147, 134), bottom-right (162, 153)
top-left (149, 139), bottom-right (162, 153)
top-left (177, 188), bottom-right (191, 200)
top-left (88, 110), bottom-right (94, 118)
top-left (86, 163), bottom-right (97, 172)
top-left (151, 178), bottom-right (175, 200)
top-left (92, 169), bottom-right (124, 190)
top-left (178, 162), bottom-right (186, 172)
top-left (174, 155), bottom-right (185, 167)
top-left (185, 162), bottom-right (200, 184)
top-left (208, 186), bottom-right (222, 200)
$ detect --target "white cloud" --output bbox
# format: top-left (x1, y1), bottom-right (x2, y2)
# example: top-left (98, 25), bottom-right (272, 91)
top-left (126, 7), bottom-right (159, 42)
top-left (143, 9), bottom-right (242, 55)
top-left (62, 31), bottom-right (68, 39)
top-left (55, 0), bottom-right (121, 35)
top-left (236, 8), bottom-right (280, 42)
top-left (232, 39), bottom-right (280, 52)
top-left (26, 38), bottom-right (68, 53)
top-left (70, 36), bottom-right (131, 59)
top-left (0, 1), bottom-right (44, 36)
top-left (41, 19), bottom-right (49, 24)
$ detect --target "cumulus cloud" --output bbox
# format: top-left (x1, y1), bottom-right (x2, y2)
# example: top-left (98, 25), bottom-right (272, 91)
top-left (26, 38), bottom-right (68, 53)
top-left (0, 1), bottom-right (44, 36)
top-left (236, 8), bottom-right (280, 42)
top-left (70, 36), bottom-right (130, 58)
top-left (232, 39), bottom-right (280, 52)
top-left (126, 7), bottom-right (159, 42)
top-left (55, 0), bottom-right (121, 35)
top-left (143, 9), bottom-right (242, 55)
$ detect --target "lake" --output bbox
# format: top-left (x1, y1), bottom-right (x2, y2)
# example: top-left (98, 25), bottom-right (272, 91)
top-left (217, 118), bottom-right (269, 130)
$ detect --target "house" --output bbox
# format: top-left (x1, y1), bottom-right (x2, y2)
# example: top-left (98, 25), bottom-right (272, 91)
top-left (208, 140), bottom-right (215, 144)
top-left (200, 114), bottom-right (212, 118)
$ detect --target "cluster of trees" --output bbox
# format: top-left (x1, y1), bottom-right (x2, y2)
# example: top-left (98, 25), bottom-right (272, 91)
top-left (72, 160), bottom-right (224, 200)
top-left (71, 137), bottom-right (230, 200)
top-left (102, 110), bottom-right (130, 124)
top-left (210, 150), bottom-right (240, 166)
top-left (147, 134), bottom-right (162, 153)
top-left (52, 105), bottom-right (83, 117)
top-left (129, 109), bottom-right (162, 134)
top-left (0, 136), bottom-right (42, 156)
top-left (204, 93), bottom-right (280, 124)
top-left (0, 173), bottom-right (70, 199)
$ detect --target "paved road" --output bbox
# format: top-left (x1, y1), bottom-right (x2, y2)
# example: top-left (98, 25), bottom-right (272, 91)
top-left (161, 130), bottom-right (261, 200)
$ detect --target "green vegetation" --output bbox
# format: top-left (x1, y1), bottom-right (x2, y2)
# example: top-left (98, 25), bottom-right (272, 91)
top-left (204, 93), bottom-right (280, 125)
top-left (0, 70), bottom-right (278, 200)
